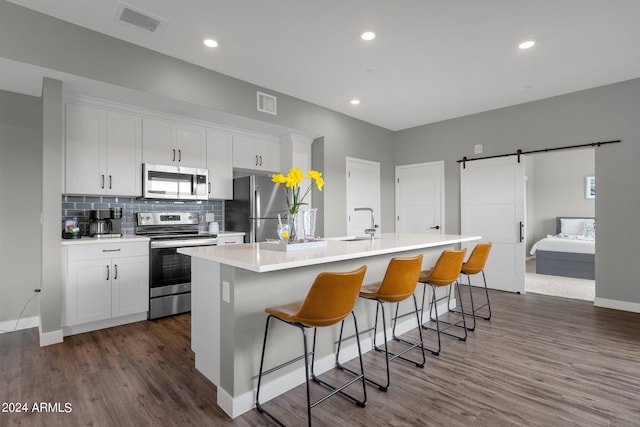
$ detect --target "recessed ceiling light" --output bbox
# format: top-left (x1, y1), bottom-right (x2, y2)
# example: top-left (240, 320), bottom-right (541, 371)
top-left (519, 40), bottom-right (535, 50)
top-left (203, 38), bottom-right (219, 48)
top-left (350, 99), bottom-right (361, 105)
top-left (361, 31), bottom-right (376, 41)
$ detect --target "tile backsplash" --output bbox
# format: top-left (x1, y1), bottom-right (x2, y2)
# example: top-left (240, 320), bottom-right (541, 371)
top-left (62, 195), bottom-right (224, 236)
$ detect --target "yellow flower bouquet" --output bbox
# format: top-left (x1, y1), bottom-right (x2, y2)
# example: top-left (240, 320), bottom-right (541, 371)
top-left (271, 168), bottom-right (324, 217)
top-left (272, 168), bottom-right (324, 242)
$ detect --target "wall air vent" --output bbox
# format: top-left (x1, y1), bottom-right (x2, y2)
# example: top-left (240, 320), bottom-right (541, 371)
top-left (257, 91), bottom-right (277, 115)
top-left (113, 2), bottom-right (168, 34)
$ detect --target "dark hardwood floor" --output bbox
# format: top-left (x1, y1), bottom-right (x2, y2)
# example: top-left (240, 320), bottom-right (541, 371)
top-left (2, 288), bottom-right (640, 426)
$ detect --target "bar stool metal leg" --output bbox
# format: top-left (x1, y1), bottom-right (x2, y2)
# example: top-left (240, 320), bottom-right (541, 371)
top-left (256, 313), bottom-right (368, 426)
top-left (315, 313), bottom-right (367, 408)
top-left (420, 279), bottom-right (468, 353)
top-left (363, 296), bottom-right (425, 392)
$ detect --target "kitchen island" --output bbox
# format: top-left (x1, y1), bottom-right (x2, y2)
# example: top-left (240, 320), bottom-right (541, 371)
top-left (179, 232), bottom-right (480, 418)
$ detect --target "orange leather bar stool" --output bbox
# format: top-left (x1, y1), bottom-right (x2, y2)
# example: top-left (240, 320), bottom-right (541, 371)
top-left (418, 249), bottom-right (467, 356)
top-left (453, 242), bottom-right (493, 331)
top-left (354, 255), bottom-right (424, 391)
top-left (256, 266), bottom-right (367, 426)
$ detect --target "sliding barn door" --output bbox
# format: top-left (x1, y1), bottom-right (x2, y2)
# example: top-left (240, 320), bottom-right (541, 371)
top-left (460, 156), bottom-right (525, 293)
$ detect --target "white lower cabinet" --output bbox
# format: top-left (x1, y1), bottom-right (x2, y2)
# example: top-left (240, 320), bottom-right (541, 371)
top-left (63, 241), bottom-right (149, 330)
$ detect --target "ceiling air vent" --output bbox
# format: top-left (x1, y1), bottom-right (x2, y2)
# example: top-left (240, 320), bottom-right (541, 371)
top-left (257, 91), bottom-right (277, 115)
top-left (113, 2), bottom-right (168, 34)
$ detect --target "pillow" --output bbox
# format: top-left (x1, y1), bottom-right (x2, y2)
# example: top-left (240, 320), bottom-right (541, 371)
top-left (584, 222), bottom-right (596, 239)
top-left (560, 218), bottom-right (594, 236)
top-left (560, 218), bottom-right (586, 235)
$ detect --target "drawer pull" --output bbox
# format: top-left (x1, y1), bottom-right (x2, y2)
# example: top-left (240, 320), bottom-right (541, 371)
top-left (102, 249), bottom-right (122, 252)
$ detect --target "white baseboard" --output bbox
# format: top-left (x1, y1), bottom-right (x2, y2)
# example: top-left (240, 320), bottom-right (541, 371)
top-left (62, 312), bottom-right (148, 337)
top-left (39, 327), bottom-right (63, 347)
top-left (594, 297), bottom-right (640, 313)
top-left (218, 299), bottom-right (452, 418)
top-left (0, 315), bottom-right (40, 334)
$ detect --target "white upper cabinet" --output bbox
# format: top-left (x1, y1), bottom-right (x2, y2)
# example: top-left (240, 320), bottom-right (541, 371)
top-left (206, 129), bottom-right (233, 200)
top-left (232, 134), bottom-right (280, 172)
top-left (65, 103), bottom-right (142, 196)
top-left (142, 117), bottom-right (206, 168)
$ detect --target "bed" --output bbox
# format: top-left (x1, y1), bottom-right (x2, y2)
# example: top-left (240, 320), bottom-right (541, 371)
top-left (530, 217), bottom-right (595, 280)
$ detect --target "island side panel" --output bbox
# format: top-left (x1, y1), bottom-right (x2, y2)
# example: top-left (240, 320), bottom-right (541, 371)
top-left (191, 257), bottom-right (221, 385)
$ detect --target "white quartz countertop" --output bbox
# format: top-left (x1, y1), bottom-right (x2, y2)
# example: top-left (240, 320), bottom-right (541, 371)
top-left (178, 233), bottom-right (481, 273)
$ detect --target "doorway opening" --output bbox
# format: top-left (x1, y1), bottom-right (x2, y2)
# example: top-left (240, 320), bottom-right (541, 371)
top-left (524, 148), bottom-right (595, 301)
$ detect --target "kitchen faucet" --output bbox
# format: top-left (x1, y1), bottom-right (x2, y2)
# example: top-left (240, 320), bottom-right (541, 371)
top-left (354, 207), bottom-right (378, 239)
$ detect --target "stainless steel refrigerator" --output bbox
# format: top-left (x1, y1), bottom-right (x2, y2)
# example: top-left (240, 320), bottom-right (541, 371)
top-left (225, 175), bottom-right (289, 243)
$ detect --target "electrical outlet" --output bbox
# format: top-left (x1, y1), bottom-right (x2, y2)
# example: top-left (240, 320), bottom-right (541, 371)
top-left (222, 281), bottom-right (230, 303)
top-left (205, 212), bottom-right (215, 222)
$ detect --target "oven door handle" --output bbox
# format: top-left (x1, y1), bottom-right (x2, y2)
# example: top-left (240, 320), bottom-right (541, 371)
top-left (150, 239), bottom-right (218, 249)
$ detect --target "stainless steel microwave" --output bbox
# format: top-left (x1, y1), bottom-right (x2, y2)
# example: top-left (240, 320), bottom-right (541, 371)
top-left (142, 163), bottom-right (209, 200)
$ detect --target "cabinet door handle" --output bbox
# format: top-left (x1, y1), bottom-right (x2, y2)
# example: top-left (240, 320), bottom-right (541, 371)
top-left (172, 149), bottom-right (176, 162)
top-left (114, 264), bottom-right (118, 280)
top-left (208, 182), bottom-right (211, 194)
top-left (109, 175), bottom-right (112, 189)
top-left (106, 265), bottom-right (110, 280)
top-left (255, 155), bottom-right (259, 166)
top-left (178, 149), bottom-right (182, 162)
top-left (101, 174), bottom-right (105, 189)
top-left (259, 155), bottom-right (262, 166)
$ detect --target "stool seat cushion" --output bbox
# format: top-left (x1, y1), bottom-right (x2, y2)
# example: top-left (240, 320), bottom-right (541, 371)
top-left (265, 265), bottom-right (367, 328)
top-left (418, 249), bottom-right (467, 287)
top-left (265, 301), bottom-right (304, 322)
top-left (460, 243), bottom-right (492, 275)
top-left (418, 269), bottom-right (432, 283)
top-left (360, 281), bottom-right (411, 303)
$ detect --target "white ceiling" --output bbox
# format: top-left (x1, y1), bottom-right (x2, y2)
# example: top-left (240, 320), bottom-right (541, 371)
top-left (5, 0), bottom-right (640, 131)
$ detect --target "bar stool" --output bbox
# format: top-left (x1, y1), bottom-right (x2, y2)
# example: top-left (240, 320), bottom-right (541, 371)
top-left (418, 249), bottom-right (467, 356)
top-left (355, 254), bottom-right (424, 391)
top-left (452, 242), bottom-right (493, 331)
top-left (255, 265), bottom-right (368, 426)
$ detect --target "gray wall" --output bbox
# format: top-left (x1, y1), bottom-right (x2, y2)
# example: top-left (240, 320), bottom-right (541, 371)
top-left (526, 148), bottom-right (595, 253)
top-left (0, 89), bottom-right (42, 324)
top-left (394, 78), bottom-right (640, 306)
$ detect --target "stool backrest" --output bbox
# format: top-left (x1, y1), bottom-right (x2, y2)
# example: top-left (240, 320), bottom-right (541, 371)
top-left (374, 255), bottom-right (424, 303)
top-left (423, 249), bottom-right (467, 286)
top-left (295, 265), bottom-right (367, 327)
top-left (462, 243), bottom-right (492, 275)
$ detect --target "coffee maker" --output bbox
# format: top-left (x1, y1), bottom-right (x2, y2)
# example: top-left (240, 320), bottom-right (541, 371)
top-left (89, 208), bottom-right (122, 237)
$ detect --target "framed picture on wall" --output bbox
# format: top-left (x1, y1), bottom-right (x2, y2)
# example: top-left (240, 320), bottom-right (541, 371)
top-left (585, 176), bottom-right (595, 199)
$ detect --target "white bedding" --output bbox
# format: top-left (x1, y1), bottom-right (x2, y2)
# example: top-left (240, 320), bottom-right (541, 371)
top-left (530, 235), bottom-right (595, 255)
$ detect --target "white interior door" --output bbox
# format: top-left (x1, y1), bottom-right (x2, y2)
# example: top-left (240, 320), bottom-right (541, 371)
top-left (460, 156), bottom-right (525, 293)
top-left (346, 157), bottom-right (381, 237)
top-left (396, 161), bottom-right (444, 234)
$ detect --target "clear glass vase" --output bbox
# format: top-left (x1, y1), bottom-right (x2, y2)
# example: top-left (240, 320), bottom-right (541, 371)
top-left (289, 212), bottom-right (301, 243)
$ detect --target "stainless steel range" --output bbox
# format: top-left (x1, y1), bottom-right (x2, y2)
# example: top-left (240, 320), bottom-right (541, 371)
top-left (136, 211), bottom-right (217, 319)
